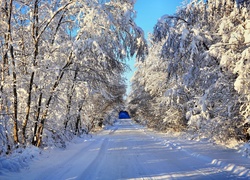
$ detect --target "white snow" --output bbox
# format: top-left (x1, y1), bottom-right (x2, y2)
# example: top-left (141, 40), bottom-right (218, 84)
top-left (1, 119), bottom-right (250, 180)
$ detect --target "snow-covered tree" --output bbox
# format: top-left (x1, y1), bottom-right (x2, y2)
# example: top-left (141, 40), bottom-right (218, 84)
top-left (129, 0), bottom-right (250, 144)
top-left (0, 0), bottom-right (147, 153)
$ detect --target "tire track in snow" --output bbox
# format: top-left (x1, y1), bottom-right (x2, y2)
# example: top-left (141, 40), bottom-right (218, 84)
top-left (79, 123), bottom-right (150, 180)
top-left (36, 137), bottom-right (109, 180)
top-left (79, 137), bottom-right (109, 179)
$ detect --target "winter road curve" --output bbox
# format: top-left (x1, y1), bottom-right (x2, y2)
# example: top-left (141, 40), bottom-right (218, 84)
top-left (2, 119), bottom-right (250, 180)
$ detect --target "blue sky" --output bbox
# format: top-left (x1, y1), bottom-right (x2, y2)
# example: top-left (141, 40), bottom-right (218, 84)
top-left (125, 0), bottom-right (184, 95)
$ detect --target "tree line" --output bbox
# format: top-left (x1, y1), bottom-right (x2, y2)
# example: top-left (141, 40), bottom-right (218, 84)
top-left (128, 0), bottom-right (250, 145)
top-left (0, 0), bottom-right (147, 154)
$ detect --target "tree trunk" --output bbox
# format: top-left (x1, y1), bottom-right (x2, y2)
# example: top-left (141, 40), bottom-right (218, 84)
top-left (36, 93), bottom-right (55, 147)
top-left (75, 102), bottom-right (83, 135)
top-left (65, 67), bottom-right (78, 130)
top-left (10, 45), bottom-right (19, 144)
top-left (22, 72), bottom-right (34, 144)
top-left (22, 0), bottom-right (39, 145)
top-left (6, 0), bottom-right (19, 145)
top-left (32, 92), bottom-right (42, 146)
top-left (0, 2), bottom-right (9, 152)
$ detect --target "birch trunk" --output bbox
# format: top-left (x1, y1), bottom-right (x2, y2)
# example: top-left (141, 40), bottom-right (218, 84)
top-left (32, 92), bottom-right (42, 146)
top-left (6, 0), bottom-right (19, 144)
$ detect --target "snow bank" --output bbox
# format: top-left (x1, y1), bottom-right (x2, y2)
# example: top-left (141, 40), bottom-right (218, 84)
top-left (0, 146), bottom-right (41, 174)
top-left (239, 143), bottom-right (250, 158)
top-left (211, 159), bottom-right (250, 177)
top-left (0, 134), bottom-right (94, 176)
top-left (142, 127), bottom-right (250, 178)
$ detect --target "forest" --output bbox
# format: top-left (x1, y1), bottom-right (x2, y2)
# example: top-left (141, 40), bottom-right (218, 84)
top-left (0, 0), bottom-right (250, 155)
top-left (0, 0), bottom-right (147, 154)
top-left (128, 0), bottom-right (250, 146)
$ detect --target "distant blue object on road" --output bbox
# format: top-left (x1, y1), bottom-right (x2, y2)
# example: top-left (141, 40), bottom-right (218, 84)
top-left (119, 111), bottom-right (130, 119)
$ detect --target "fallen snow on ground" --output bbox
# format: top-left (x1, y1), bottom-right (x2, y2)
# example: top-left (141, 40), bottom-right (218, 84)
top-left (1, 119), bottom-right (250, 180)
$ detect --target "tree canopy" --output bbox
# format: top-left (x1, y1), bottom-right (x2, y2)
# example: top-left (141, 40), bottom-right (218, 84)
top-left (0, 0), bottom-right (146, 153)
top-left (128, 0), bottom-right (250, 144)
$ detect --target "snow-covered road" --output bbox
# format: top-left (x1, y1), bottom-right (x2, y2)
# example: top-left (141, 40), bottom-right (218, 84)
top-left (1, 119), bottom-right (250, 180)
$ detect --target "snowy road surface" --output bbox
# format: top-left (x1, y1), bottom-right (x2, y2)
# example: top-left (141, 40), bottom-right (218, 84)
top-left (1, 119), bottom-right (250, 180)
